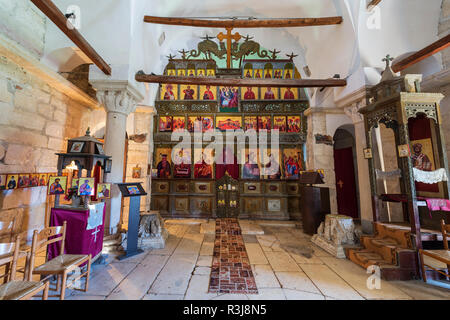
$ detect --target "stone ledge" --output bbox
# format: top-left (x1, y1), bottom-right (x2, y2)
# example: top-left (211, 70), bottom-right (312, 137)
top-left (0, 32), bottom-right (99, 110)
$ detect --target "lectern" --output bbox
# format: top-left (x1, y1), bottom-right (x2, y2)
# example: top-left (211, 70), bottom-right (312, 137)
top-left (117, 182), bottom-right (147, 260)
top-left (299, 172), bottom-right (330, 235)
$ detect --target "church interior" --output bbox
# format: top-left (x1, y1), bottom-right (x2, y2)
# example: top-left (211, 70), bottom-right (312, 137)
top-left (1, 0), bottom-right (450, 302)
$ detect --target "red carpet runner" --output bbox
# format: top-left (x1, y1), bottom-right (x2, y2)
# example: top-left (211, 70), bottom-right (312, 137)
top-left (208, 218), bottom-right (258, 294)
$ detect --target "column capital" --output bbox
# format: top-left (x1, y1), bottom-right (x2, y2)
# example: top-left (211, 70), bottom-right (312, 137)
top-left (91, 80), bottom-right (145, 116)
top-left (344, 102), bottom-right (364, 124)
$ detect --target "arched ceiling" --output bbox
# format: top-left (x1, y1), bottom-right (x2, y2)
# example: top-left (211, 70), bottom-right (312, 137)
top-left (44, 0), bottom-right (444, 106)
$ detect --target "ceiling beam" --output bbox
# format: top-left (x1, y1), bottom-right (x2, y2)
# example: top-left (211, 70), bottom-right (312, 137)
top-left (30, 0), bottom-right (111, 75)
top-left (143, 16), bottom-right (343, 28)
top-left (392, 34), bottom-right (450, 73)
top-left (367, 0), bottom-right (382, 11)
top-left (135, 73), bottom-right (347, 88)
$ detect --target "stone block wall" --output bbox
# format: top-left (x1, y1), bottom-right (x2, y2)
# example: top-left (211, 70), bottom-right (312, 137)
top-left (439, 0), bottom-right (450, 69)
top-left (0, 53), bottom-right (102, 240)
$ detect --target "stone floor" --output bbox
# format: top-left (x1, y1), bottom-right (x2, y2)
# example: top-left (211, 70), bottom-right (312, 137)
top-left (47, 219), bottom-right (450, 300)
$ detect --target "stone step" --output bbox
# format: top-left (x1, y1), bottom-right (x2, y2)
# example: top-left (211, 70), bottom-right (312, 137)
top-left (374, 222), bottom-right (413, 249)
top-left (361, 236), bottom-right (398, 265)
top-left (346, 247), bottom-right (418, 281)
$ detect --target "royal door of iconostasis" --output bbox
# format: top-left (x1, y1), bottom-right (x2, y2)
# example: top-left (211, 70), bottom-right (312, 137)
top-left (150, 35), bottom-right (309, 220)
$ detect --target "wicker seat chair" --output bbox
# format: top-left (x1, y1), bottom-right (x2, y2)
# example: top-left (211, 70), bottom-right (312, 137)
top-left (0, 235), bottom-right (49, 300)
top-left (419, 219), bottom-right (450, 282)
top-left (29, 221), bottom-right (91, 300)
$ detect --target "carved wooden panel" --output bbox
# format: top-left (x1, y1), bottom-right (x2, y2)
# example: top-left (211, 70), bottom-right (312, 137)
top-left (266, 182), bottom-right (282, 195)
top-left (288, 197), bottom-right (300, 213)
top-left (174, 181), bottom-right (190, 193)
top-left (190, 197), bottom-right (213, 215)
top-left (194, 181), bottom-right (213, 194)
top-left (153, 181), bottom-right (170, 193)
top-left (243, 182), bottom-right (262, 194)
top-left (286, 183), bottom-right (300, 195)
top-left (244, 197), bottom-right (264, 214)
top-left (174, 197), bottom-right (189, 211)
top-left (267, 198), bottom-right (284, 212)
top-left (152, 196), bottom-right (169, 211)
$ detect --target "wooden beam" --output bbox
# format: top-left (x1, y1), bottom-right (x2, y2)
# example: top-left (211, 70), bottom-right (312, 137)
top-left (30, 0), bottom-right (111, 75)
top-left (143, 16), bottom-right (343, 28)
top-left (367, 0), bottom-right (382, 11)
top-left (392, 34), bottom-right (450, 73)
top-left (135, 73), bottom-right (347, 88)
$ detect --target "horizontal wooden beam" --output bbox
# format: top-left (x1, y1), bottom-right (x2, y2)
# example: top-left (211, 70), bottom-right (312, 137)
top-left (30, 0), bottom-right (111, 75)
top-left (143, 16), bottom-right (343, 28)
top-left (392, 34), bottom-right (450, 73)
top-left (367, 0), bottom-right (382, 11)
top-left (135, 73), bottom-right (347, 88)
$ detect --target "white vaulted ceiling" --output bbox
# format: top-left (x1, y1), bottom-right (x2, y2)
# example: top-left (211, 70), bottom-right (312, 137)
top-left (42, 0), bottom-right (444, 105)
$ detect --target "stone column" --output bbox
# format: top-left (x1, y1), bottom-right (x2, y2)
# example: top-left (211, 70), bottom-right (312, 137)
top-left (91, 80), bottom-right (144, 235)
top-left (344, 103), bottom-right (374, 233)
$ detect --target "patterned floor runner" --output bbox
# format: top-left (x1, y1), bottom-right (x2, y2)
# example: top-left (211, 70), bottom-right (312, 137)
top-left (208, 218), bottom-right (258, 294)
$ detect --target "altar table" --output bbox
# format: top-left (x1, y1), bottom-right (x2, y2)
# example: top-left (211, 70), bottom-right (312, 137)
top-left (48, 203), bottom-right (106, 264)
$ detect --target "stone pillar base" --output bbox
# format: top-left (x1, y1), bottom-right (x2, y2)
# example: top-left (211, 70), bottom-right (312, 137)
top-left (121, 211), bottom-right (168, 250)
top-left (311, 234), bottom-right (347, 258)
top-left (310, 214), bottom-right (356, 259)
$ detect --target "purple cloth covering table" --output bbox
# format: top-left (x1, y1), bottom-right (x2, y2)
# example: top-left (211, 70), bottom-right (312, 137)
top-left (48, 205), bottom-right (106, 264)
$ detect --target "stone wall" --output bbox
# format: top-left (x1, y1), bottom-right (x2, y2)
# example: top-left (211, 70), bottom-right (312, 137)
top-left (0, 53), bottom-right (102, 240)
top-left (439, 0), bottom-right (450, 69)
top-left (0, 0), bottom-right (46, 60)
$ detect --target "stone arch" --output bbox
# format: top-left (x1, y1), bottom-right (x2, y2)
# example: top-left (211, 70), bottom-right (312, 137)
top-left (41, 47), bottom-right (91, 73)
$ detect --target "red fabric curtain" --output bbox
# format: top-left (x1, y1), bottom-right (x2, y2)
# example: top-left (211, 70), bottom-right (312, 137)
top-left (334, 147), bottom-right (359, 218)
top-left (215, 148), bottom-right (239, 180)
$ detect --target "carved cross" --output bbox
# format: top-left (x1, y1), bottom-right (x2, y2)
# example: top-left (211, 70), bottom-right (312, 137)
top-left (178, 49), bottom-right (189, 60)
top-left (286, 52), bottom-right (298, 61)
top-left (382, 54), bottom-right (394, 68)
top-left (243, 34), bottom-right (254, 42)
top-left (269, 49), bottom-right (281, 60)
top-left (201, 34), bottom-right (215, 41)
top-left (217, 27), bottom-right (242, 68)
top-left (91, 226), bottom-right (100, 242)
top-left (337, 180), bottom-right (344, 189)
top-left (166, 53), bottom-right (176, 60)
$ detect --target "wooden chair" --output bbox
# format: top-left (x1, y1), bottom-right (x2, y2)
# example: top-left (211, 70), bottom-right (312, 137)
top-left (0, 220), bottom-right (15, 284)
top-left (29, 221), bottom-right (91, 300)
top-left (0, 235), bottom-right (49, 300)
top-left (419, 219), bottom-right (450, 282)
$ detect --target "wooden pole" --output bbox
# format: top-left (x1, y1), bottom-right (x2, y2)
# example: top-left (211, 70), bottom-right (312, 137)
top-left (143, 16), bottom-right (343, 28)
top-left (135, 73), bottom-right (347, 88)
top-left (367, 0), bottom-right (382, 11)
top-left (392, 34), bottom-right (450, 73)
top-left (30, 0), bottom-right (111, 75)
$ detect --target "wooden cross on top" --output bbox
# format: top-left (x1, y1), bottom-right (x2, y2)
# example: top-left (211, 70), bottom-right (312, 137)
top-left (286, 52), bottom-right (298, 61)
top-left (166, 53), bottom-right (176, 60)
top-left (217, 27), bottom-right (242, 68)
top-left (269, 49), bottom-right (281, 60)
top-left (201, 34), bottom-right (215, 40)
top-left (382, 54), bottom-right (394, 68)
top-left (178, 49), bottom-right (189, 60)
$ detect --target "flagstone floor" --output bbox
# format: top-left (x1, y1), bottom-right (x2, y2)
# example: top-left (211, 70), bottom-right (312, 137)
top-left (53, 219), bottom-right (449, 300)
